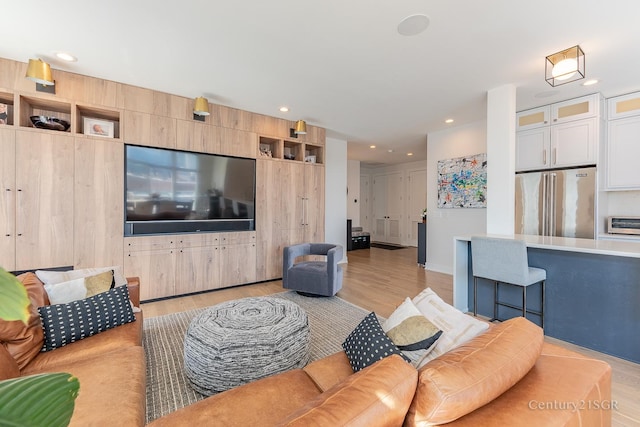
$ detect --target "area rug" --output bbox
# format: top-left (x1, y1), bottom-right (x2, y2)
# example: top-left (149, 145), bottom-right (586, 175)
top-left (371, 242), bottom-right (407, 250)
top-left (142, 291), bottom-right (380, 423)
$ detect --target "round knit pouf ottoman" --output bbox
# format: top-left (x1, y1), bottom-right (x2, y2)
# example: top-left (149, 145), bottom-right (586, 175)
top-left (183, 296), bottom-right (311, 395)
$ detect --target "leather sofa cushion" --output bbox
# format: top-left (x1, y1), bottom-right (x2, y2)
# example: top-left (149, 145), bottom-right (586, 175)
top-left (442, 342), bottom-right (612, 426)
top-left (281, 354), bottom-right (417, 426)
top-left (0, 273), bottom-right (46, 369)
top-left (303, 351), bottom-right (354, 391)
top-left (406, 317), bottom-right (543, 426)
top-left (0, 344), bottom-right (20, 380)
top-left (56, 346), bottom-right (147, 427)
top-left (148, 369), bottom-right (324, 426)
top-left (21, 312), bottom-right (143, 375)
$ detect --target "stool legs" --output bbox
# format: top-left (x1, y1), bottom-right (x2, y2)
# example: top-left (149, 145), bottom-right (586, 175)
top-left (473, 277), bottom-right (478, 317)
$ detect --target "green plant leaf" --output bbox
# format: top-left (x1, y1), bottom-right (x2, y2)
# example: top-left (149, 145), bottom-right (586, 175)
top-left (0, 268), bottom-right (30, 324)
top-left (0, 373), bottom-right (79, 427)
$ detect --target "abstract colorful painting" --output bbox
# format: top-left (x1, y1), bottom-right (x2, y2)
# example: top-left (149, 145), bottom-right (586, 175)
top-left (437, 153), bottom-right (487, 208)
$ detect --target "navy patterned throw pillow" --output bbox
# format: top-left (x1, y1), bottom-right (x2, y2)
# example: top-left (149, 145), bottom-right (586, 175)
top-left (38, 285), bottom-right (136, 352)
top-left (342, 312), bottom-right (410, 372)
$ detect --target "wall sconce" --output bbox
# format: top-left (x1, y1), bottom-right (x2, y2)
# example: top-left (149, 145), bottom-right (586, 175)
top-left (25, 59), bottom-right (55, 94)
top-left (289, 120), bottom-right (307, 138)
top-left (193, 97), bottom-right (210, 121)
top-left (545, 45), bottom-right (585, 87)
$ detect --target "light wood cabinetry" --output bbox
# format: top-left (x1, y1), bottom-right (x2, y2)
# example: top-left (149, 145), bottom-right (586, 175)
top-left (14, 130), bottom-right (75, 270)
top-left (176, 119), bottom-right (218, 153)
top-left (125, 231), bottom-right (256, 301)
top-left (123, 111), bottom-right (176, 148)
top-left (516, 94), bottom-right (602, 172)
top-left (0, 128), bottom-right (16, 269)
top-left (74, 138), bottom-right (124, 268)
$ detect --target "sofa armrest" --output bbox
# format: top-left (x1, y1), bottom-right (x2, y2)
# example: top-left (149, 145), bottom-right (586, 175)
top-left (126, 277), bottom-right (141, 307)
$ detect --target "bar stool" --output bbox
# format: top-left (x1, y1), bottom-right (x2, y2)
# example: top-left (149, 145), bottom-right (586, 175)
top-left (471, 236), bottom-right (546, 328)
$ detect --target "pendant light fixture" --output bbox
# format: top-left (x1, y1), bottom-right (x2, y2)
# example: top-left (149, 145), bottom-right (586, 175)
top-left (545, 45), bottom-right (585, 87)
top-left (25, 59), bottom-right (55, 93)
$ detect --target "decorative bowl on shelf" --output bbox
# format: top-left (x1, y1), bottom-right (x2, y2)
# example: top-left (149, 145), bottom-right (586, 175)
top-left (284, 153), bottom-right (296, 160)
top-left (30, 115), bottom-right (71, 132)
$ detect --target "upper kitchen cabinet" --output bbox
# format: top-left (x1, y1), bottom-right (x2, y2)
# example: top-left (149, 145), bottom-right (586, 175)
top-left (605, 91), bottom-right (640, 190)
top-left (516, 94), bottom-right (603, 172)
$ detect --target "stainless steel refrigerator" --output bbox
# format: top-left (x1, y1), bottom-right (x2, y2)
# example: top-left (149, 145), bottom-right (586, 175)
top-left (515, 166), bottom-right (596, 238)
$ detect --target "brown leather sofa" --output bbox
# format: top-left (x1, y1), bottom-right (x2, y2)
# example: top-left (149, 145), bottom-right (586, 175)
top-left (0, 273), bottom-right (146, 427)
top-left (150, 316), bottom-right (612, 426)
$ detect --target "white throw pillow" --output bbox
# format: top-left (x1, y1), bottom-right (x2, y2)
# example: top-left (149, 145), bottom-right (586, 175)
top-left (36, 266), bottom-right (127, 287)
top-left (412, 288), bottom-right (489, 367)
top-left (44, 277), bottom-right (87, 305)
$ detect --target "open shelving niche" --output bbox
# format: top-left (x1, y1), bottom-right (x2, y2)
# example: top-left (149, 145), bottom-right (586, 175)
top-left (5, 92), bottom-right (122, 139)
top-left (258, 135), bottom-right (323, 164)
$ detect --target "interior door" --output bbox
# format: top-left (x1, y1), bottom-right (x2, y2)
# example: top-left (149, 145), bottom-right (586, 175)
top-left (385, 172), bottom-right (403, 245)
top-left (372, 174), bottom-right (387, 242)
top-left (407, 169), bottom-right (427, 247)
top-left (359, 174), bottom-right (371, 233)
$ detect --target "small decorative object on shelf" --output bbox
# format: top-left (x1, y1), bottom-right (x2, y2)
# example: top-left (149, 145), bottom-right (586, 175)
top-left (305, 155), bottom-right (316, 163)
top-left (30, 115), bottom-right (70, 132)
top-left (83, 117), bottom-right (114, 138)
top-left (421, 208), bottom-right (427, 223)
top-left (0, 103), bottom-right (8, 124)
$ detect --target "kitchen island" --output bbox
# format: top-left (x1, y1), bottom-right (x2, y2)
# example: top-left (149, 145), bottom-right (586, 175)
top-left (454, 234), bottom-right (640, 363)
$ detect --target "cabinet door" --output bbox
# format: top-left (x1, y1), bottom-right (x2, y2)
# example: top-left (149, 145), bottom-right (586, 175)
top-left (217, 128), bottom-right (257, 159)
top-left (607, 116), bottom-right (640, 189)
top-left (281, 161), bottom-right (306, 234)
top-left (551, 94), bottom-right (599, 124)
top-left (124, 248), bottom-right (176, 301)
top-left (74, 139), bottom-right (124, 269)
top-left (123, 111), bottom-right (176, 148)
top-left (175, 245), bottom-right (219, 294)
top-left (550, 118), bottom-right (597, 168)
top-left (608, 92), bottom-right (640, 120)
top-left (516, 127), bottom-right (550, 171)
top-left (0, 129), bottom-right (15, 270)
top-left (516, 106), bottom-right (550, 131)
top-left (219, 243), bottom-right (256, 288)
top-left (255, 159), bottom-right (282, 281)
top-left (304, 164), bottom-right (325, 242)
top-left (15, 131), bottom-right (74, 270)
top-left (176, 120), bottom-right (219, 154)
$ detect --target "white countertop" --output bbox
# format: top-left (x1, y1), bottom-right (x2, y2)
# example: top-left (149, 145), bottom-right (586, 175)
top-left (454, 234), bottom-right (640, 258)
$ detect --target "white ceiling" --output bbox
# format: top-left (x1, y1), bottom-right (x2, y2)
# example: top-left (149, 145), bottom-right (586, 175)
top-left (3, 1), bottom-right (640, 166)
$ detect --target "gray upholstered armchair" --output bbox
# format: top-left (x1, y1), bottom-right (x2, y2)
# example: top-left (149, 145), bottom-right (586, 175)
top-left (283, 243), bottom-right (343, 297)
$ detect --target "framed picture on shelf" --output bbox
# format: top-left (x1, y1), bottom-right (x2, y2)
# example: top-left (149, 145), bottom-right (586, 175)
top-left (83, 117), bottom-right (114, 138)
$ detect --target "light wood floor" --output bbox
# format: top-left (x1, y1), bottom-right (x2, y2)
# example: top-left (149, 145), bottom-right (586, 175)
top-left (142, 246), bottom-right (639, 426)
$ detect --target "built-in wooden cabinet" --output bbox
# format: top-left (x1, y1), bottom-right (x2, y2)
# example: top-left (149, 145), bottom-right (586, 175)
top-left (0, 58), bottom-right (325, 299)
top-left (516, 94), bottom-right (602, 172)
top-left (124, 231), bottom-right (256, 301)
top-left (14, 130), bottom-right (75, 270)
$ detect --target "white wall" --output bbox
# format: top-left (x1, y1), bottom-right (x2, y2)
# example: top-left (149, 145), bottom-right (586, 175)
top-left (426, 120), bottom-right (487, 274)
top-left (347, 160), bottom-right (361, 226)
top-left (325, 137), bottom-right (348, 262)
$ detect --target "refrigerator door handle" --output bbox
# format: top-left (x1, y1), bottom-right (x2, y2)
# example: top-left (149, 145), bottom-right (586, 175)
top-left (550, 173), bottom-right (557, 236)
top-left (542, 173), bottom-right (548, 236)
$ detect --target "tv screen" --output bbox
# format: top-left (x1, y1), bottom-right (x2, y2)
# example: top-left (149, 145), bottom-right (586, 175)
top-left (125, 144), bottom-right (255, 231)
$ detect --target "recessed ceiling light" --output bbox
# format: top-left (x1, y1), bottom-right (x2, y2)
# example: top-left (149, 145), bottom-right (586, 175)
top-left (369, 145), bottom-right (376, 149)
top-left (388, 149), bottom-right (394, 153)
top-left (397, 14), bottom-right (430, 36)
top-left (583, 79), bottom-right (598, 86)
top-left (55, 52), bottom-right (77, 62)
top-left (407, 152), bottom-right (414, 156)
top-left (445, 119), bottom-right (454, 124)
top-left (279, 106), bottom-right (289, 112)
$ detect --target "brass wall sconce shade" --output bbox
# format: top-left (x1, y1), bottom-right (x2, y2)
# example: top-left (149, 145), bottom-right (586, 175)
top-left (545, 45), bottom-right (585, 87)
top-left (25, 59), bottom-right (55, 94)
top-left (289, 120), bottom-right (307, 138)
top-left (193, 97), bottom-right (210, 121)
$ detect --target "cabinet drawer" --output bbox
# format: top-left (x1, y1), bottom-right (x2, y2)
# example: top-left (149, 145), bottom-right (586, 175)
top-left (125, 236), bottom-right (176, 251)
top-left (177, 233), bottom-right (220, 248)
top-left (219, 231), bottom-right (257, 245)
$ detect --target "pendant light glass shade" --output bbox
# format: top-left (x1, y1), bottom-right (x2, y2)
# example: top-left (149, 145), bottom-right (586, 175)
top-left (193, 97), bottom-right (210, 116)
top-left (545, 45), bottom-right (585, 87)
top-left (25, 59), bottom-right (54, 86)
top-left (294, 120), bottom-right (307, 135)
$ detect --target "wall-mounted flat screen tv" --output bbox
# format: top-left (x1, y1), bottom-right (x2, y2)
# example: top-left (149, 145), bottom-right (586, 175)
top-left (124, 144), bottom-right (255, 236)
